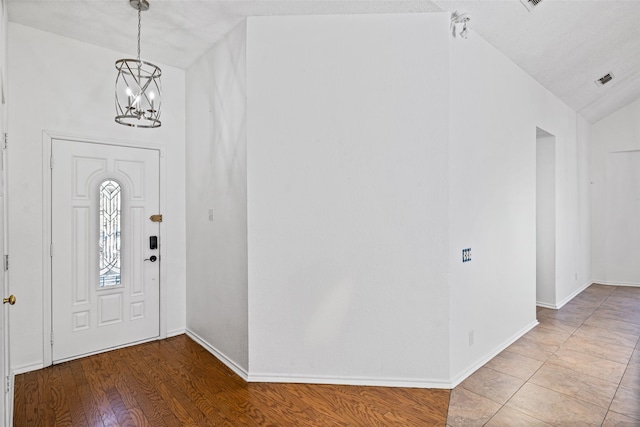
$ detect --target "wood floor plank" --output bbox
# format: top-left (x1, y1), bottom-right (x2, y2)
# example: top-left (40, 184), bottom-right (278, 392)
top-left (57, 364), bottom-right (89, 427)
top-left (68, 361), bottom-right (105, 427)
top-left (12, 368), bottom-right (26, 427)
top-left (109, 346), bottom-right (181, 427)
top-left (131, 343), bottom-right (217, 427)
top-left (22, 371), bottom-right (41, 426)
top-left (13, 335), bottom-right (450, 426)
top-left (48, 365), bottom-right (74, 427)
top-left (79, 356), bottom-right (121, 426)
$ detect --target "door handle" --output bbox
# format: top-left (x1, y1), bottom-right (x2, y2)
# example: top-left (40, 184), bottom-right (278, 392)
top-left (144, 255), bottom-right (157, 262)
top-left (3, 295), bottom-right (16, 305)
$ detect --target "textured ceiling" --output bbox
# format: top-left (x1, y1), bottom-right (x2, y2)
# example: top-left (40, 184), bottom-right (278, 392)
top-left (7, 0), bottom-right (640, 123)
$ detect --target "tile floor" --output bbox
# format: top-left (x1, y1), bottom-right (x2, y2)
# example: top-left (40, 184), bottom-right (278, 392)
top-left (447, 284), bottom-right (640, 426)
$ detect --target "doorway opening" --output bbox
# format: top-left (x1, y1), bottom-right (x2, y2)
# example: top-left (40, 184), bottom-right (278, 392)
top-left (536, 127), bottom-right (556, 307)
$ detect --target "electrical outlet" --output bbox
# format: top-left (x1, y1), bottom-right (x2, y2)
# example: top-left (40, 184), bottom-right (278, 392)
top-left (462, 248), bottom-right (472, 263)
top-left (469, 330), bottom-right (475, 346)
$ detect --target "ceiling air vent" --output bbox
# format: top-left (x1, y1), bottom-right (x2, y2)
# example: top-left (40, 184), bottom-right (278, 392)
top-left (520, 0), bottom-right (543, 12)
top-left (595, 73), bottom-right (614, 86)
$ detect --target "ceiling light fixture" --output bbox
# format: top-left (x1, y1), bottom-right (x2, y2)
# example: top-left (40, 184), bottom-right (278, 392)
top-left (115, 0), bottom-right (162, 128)
top-left (520, 0), bottom-right (543, 12)
top-left (451, 11), bottom-right (471, 39)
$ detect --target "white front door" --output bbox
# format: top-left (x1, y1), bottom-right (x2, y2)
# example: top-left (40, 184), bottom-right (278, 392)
top-left (51, 139), bottom-right (160, 362)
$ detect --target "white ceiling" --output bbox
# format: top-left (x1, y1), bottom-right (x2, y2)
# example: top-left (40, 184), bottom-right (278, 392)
top-left (7, 0), bottom-right (640, 123)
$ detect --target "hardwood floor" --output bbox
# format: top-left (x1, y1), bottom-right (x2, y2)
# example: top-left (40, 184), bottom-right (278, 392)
top-left (13, 335), bottom-right (450, 426)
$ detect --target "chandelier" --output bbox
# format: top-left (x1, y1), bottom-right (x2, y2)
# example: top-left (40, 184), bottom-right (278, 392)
top-left (115, 0), bottom-right (162, 128)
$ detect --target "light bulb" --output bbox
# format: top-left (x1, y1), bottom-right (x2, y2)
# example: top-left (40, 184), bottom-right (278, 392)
top-left (149, 92), bottom-right (155, 100)
top-left (125, 87), bottom-right (133, 97)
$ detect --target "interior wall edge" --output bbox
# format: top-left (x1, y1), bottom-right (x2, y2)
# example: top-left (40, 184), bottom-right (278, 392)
top-left (185, 329), bottom-right (249, 381)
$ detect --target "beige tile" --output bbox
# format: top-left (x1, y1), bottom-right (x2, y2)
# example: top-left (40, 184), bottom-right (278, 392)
top-left (566, 294), bottom-right (607, 309)
top-left (505, 383), bottom-right (607, 426)
top-left (588, 283), bottom-right (617, 292)
top-left (631, 350), bottom-right (640, 366)
top-left (485, 406), bottom-right (552, 427)
top-left (446, 388), bottom-right (501, 427)
top-left (459, 367), bottom-right (525, 405)
top-left (610, 386), bottom-right (640, 421)
top-left (604, 294), bottom-right (640, 311)
top-left (602, 411), bottom-right (640, 426)
top-left (560, 335), bottom-right (634, 365)
top-left (536, 309), bottom-right (591, 327)
top-left (525, 325), bottom-right (573, 346)
top-left (620, 366), bottom-right (640, 392)
top-left (529, 364), bottom-right (618, 408)
top-left (536, 316), bottom-right (581, 335)
top-left (610, 287), bottom-right (640, 299)
top-left (548, 348), bottom-right (627, 383)
top-left (585, 314), bottom-right (640, 337)
top-left (527, 319), bottom-right (578, 345)
top-left (484, 350), bottom-right (544, 380)
top-left (506, 334), bottom-right (558, 362)
top-left (593, 308), bottom-right (640, 327)
top-left (573, 324), bottom-right (639, 349)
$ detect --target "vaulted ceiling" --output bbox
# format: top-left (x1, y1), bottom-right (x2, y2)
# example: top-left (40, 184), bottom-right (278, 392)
top-left (7, 0), bottom-right (640, 123)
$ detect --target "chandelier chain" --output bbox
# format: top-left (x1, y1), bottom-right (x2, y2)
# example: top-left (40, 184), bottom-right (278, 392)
top-left (137, 0), bottom-right (141, 62)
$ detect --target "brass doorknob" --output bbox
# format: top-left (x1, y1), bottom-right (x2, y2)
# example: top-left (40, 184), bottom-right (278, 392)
top-left (3, 295), bottom-right (16, 305)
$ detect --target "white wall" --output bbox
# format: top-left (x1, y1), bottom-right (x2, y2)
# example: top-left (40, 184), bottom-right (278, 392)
top-left (185, 21), bottom-right (248, 373)
top-left (591, 98), bottom-right (640, 285)
top-left (447, 31), bottom-right (591, 379)
top-left (246, 14), bottom-right (452, 385)
top-left (183, 12), bottom-right (592, 387)
top-left (7, 23), bottom-right (186, 371)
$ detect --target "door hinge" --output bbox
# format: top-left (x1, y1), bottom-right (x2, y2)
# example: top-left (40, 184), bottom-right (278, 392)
top-left (5, 376), bottom-right (9, 393)
top-left (3, 133), bottom-right (7, 149)
top-left (50, 156), bottom-right (54, 169)
top-left (3, 254), bottom-right (7, 271)
top-left (50, 331), bottom-right (54, 346)
top-left (50, 244), bottom-right (54, 257)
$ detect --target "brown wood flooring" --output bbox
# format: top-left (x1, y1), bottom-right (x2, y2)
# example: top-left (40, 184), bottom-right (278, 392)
top-left (13, 335), bottom-right (450, 426)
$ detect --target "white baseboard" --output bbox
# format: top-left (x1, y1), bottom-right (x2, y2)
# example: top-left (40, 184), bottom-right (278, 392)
top-left (185, 329), bottom-right (249, 381)
top-left (536, 280), bottom-right (594, 310)
top-left (188, 321), bottom-right (543, 390)
top-left (536, 301), bottom-right (558, 309)
top-left (591, 280), bottom-right (640, 288)
top-left (167, 328), bottom-right (186, 338)
top-left (448, 320), bottom-right (539, 389)
top-left (11, 362), bottom-right (45, 376)
top-left (247, 372), bottom-right (452, 389)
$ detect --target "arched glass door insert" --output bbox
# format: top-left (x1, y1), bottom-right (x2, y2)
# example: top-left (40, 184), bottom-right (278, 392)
top-left (99, 180), bottom-right (121, 287)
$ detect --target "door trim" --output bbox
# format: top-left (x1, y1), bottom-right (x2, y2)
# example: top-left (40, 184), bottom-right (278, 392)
top-left (42, 130), bottom-right (168, 366)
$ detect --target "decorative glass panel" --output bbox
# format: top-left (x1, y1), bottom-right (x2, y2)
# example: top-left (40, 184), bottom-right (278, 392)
top-left (99, 180), bottom-right (121, 287)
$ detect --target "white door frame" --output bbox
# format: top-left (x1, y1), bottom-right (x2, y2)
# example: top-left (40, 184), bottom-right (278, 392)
top-left (42, 131), bottom-right (168, 366)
